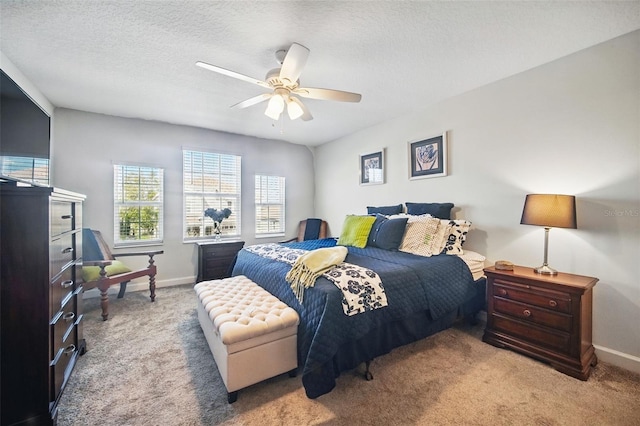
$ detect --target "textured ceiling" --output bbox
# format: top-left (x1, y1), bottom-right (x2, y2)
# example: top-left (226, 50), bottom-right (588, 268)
top-left (1, 1), bottom-right (639, 146)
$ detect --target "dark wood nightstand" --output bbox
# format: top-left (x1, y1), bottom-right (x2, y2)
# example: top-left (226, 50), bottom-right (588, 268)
top-left (196, 241), bottom-right (245, 282)
top-left (482, 265), bottom-right (598, 380)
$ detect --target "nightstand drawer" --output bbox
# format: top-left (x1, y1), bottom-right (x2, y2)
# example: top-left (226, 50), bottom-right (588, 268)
top-left (494, 297), bottom-right (572, 332)
top-left (493, 279), bottom-right (571, 313)
top-left (492, 313), bottom-right (570, 354)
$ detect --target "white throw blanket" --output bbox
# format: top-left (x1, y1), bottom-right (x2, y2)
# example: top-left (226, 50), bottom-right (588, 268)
top-left (245, 244), bottom-right (388, 316)
top-left (285, 246), bottom-right (348, 303)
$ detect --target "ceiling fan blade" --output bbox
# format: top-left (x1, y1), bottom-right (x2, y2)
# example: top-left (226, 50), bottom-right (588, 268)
top-left (196, 61), bottom-right (271, 89)
top-left (289, 97), bottom-right (313, 121)
top-left (295, 87), bottom-right (362, 103)
top-left (279, 43), bottom-right (309, 85)
top-left (230, 93), bottom-right (272, 109)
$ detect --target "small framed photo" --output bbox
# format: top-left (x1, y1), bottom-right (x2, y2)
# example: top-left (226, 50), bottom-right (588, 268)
top-left (408, 132), bottom-right (448, 179)
top-left (359, 149), bottom-right (385, 185)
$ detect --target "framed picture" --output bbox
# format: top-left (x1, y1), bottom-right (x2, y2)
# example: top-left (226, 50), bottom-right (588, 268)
top-left (408, 132), bottom-right (448, 179)
top-left (359, 149), bottom-right (385, 185)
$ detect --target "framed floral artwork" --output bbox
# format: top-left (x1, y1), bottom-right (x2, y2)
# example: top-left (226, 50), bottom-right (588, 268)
top-left (408, 132), bottom-right (448, 179)
top-left (359, 149), bottom-right (385, 185)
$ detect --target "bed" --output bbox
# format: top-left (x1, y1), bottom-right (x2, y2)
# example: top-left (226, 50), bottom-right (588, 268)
top-left (231, 235), bottom-right (486, 399)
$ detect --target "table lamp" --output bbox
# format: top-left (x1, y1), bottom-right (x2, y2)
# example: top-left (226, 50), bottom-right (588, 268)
top-left (520, 194), bottom-right (577, 275)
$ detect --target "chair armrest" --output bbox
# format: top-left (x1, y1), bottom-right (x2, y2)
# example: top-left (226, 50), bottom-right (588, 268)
top-left (112, 250), bottom-right (164, 259)
top-left (84, 260), bottom-right (113, 267)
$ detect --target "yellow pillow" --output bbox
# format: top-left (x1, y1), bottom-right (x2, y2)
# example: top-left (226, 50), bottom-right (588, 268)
top-left (337, 215), bottom-right (376, 248)
top-left (82, 260), bottom-right (132, 282)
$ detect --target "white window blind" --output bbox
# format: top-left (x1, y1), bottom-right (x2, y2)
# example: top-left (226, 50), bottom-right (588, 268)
top-left (113, 164), bottom-right (164, 246)
top-left (255, 175), bottom-right (285, 236)
top-left (183, 150), bottom-right (241, 240)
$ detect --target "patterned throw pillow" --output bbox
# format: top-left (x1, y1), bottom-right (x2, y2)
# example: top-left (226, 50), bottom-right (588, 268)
top-left (399, 215), bottom-right (442, 256)
top-left (441, 220), bottom-right (472, 255)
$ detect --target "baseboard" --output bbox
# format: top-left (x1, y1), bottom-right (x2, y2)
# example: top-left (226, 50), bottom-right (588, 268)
top-left (82, 276), bottom-right (195, 299)
top-left (594, 344), bottom-right (640, 375)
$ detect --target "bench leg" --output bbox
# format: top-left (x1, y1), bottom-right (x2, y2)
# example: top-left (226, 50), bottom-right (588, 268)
top-left (227, 391), bottom-right (238, 404)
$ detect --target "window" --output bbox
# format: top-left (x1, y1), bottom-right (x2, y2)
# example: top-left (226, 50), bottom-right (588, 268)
top-left (183, 150), bottom-right (241, 240)
top-left (113, 164), bottom-right (163, 246)
top-left (0, 156), bottom-right (49, 186)
top-left (255, 175), bottom-right (285, 237)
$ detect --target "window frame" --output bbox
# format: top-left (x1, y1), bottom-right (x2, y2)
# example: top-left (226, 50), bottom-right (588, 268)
top-left (113, 163), bottom-right (164, 248)
top-left (254, 174), bottom-right (286, 238)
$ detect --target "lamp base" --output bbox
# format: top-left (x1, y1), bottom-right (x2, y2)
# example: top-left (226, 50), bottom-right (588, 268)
top-left (534, 264), bottom-right (558, 275)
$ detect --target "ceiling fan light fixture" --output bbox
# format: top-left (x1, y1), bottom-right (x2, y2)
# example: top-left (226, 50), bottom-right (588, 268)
top-left (286, 97), bottom-right (304, 120)
top-left (265, 94), bottom-right (284, 120)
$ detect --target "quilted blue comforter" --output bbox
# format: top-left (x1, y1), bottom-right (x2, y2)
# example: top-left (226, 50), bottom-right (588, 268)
top-left (232, 238), bottom-right (477, 398)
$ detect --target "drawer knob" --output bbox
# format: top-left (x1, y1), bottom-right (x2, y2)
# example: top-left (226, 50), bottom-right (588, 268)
top-left (498, 289), bottom-right (508, 297)
top-left (62, 247), bottom-right (74, 254)
top-left (523, 309), bottom-right (531, 317)
top-left (61, 280), bottom-right (74, 289)
top-left (61, 214), bottom-right (74, 220)
top-left (549, 300), bottom-right (558, 308)
top-left (63, 344), bottom-right (76, 355)
top-left (63, 312), bottom-right (76, 322)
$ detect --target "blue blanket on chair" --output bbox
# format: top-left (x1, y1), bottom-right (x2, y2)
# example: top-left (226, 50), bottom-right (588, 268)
top-left (232, 238), bottom-right (477, 399)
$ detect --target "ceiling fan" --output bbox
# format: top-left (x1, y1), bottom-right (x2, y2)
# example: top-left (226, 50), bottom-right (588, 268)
top-left (196, 43), bottom-right (361, 121)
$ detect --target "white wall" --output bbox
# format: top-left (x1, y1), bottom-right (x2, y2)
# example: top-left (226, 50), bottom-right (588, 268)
top-left (52, 109), bottom-right (316, 286)
top-left (315, 31), bottom-right (640, 373)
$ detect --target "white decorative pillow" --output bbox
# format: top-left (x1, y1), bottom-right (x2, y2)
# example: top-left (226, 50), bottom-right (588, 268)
top-left (399, 215), bottom-right (441, 256)
top-left (441, 220), bottom-right (472, 255)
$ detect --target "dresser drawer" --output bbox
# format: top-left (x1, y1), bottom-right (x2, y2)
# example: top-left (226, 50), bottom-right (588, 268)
top-left (51, 266), bottom-right (74, 311)
top-left (492, 313), bottom-right (571, 354)
top-left (50, 233), bottom-right (75, 276)
top-left (51, 201), bottom-right (74, 237)
top-left (493, 279), bottom-right (571, 313)
top-left (52, 299), bottom-right (77, 351)
top-left (494, 297), bottom-right (572, 332)
top-left (50, 305), bottom-right (78, 402)
top-left (50, 337), bottom-right (77, 402)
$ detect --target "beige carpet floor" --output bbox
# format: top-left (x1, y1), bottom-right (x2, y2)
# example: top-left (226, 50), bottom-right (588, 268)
top-left (57, 284), bottom-right (640, 425)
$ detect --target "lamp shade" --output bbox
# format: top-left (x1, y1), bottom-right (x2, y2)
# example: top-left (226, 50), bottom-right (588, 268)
top-left (264, 94), bottom-right (285, 120)
top-left (520, 194), bottom-right (577, 229)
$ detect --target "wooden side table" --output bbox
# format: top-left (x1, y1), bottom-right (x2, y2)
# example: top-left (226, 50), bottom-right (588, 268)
top-left (196, 241), bottom-right (245, 283)
top-left (483, 265), bottom-right (598, 380)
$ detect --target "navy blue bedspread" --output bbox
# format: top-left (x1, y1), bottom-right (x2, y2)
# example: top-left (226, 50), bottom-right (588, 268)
top-left (231, 238), bottom-right (477, 398)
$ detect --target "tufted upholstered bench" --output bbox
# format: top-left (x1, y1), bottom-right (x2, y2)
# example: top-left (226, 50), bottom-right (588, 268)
top-left (194, 275), bottom-right (299, 403)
